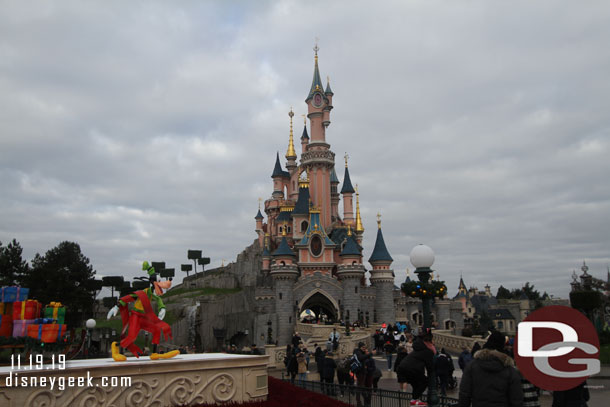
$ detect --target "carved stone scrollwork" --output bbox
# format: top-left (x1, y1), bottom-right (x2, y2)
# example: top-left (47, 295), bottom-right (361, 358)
top-left (187, 373), bottom-right (236, 405)
top-left (25, 390), bottom-right (63, 407)
top-left (275, 350), bottom-right (286, 364)
top-left (118, 379), bottom-right (159, 407)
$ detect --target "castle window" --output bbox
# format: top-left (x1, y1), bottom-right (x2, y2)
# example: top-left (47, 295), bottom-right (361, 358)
top-left (355, 286), bottom-right (358, 294)
top-left (310, 235), bottom-right (322, 256)
top-left (279, 293), bottom-right (283, 300)
top-left (301, 220), bottom-right (308, 232)
top-left (288, 226), bottom-right (291, 233)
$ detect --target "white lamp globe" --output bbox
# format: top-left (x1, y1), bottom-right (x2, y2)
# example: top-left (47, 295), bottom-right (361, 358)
top-left (410, 244), bottom-right (435, 268)
top-left (86, 319), bottom-right (96, 329)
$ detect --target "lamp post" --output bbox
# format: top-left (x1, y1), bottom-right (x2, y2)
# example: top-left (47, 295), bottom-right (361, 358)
top-left (410, 244), bottom-right (439, 407)
top-left (85, 319), bottom-right (96, 359)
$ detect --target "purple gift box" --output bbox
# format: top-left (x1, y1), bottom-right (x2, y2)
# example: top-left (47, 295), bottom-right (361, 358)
top-left (12, 319), bottom-right (34, 337)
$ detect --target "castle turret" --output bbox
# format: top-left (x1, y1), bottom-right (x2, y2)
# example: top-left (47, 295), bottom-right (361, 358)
top-left (271, 152), bottom-right (286, 199)
top-left (261, 233), bottom-right (271, 272)
top-left (270, 229), bottom-right (299, 346)
top-left (338, 226), bottom-right (365, 323)
top-left (341, 156), bottom-right (355, 226)
top-left (300, 116), bottom-right (309, 154)
top-left (255, 202), bottom-right (264, 247)
top-left (354, 185), bottom-right (364, 244)
top-left (368, 213), bottom-right (396, 323)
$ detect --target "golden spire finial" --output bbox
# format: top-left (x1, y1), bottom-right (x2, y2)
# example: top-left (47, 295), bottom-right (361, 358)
top-left (355, 185), bottom-right (364, 233)
top-left (221, 259), bottom-right (225, 267)
top-left (377, 212), bottom-right (381, 229)
top-left (406, 268), bottom-right (410, 277)
top-left (301, 114), bottom-right (307, 126)
top-left (282, 221), bottom-right (287, 236)
top-left (258, 197), bottom-right (262, 210)
top-left (344, 152), bottom-right (349, 168)
top-left (313, 38), bottom-right (319, 61)
top-left (286, 107), bottom-right (296, 159)
top-left (347, 224), bottom-right (352, 236)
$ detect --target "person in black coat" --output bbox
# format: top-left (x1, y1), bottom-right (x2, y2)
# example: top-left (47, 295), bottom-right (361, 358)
top-left (397, 335), bottom-right (434, 402)
top-left (458, 331), bottom-right (523, 407)
top-left (286, 350), bottom-right (298, 384)
top-left (321, 351), bottom-right (337, 396)
top-left (393, 345), bottom-right (409, 392)
top-left (435, 348), bottom-right (454, 396)
top-left (353, 342), bottom-right (373, 407)
top-left (552, 380), bottom-right (589, 407)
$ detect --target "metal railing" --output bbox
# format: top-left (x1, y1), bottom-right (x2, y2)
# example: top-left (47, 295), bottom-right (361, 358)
top-left (283, 378), bottom-right (459, 407)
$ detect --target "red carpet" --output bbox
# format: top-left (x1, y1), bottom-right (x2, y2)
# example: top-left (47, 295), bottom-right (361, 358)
top-left (193, 376), bottom-right (349, 407)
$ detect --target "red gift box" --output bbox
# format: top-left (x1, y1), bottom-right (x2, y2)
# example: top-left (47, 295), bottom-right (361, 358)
top-left (27, 323), bottom-right (66, 343)
top-left (12, 300), bottom-right (42, 321)
top-left (0, 315), bottom-right (13, 337)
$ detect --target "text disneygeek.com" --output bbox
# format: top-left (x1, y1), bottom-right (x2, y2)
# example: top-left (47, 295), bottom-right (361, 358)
top-left (4, 371), bottom-right (132, 390)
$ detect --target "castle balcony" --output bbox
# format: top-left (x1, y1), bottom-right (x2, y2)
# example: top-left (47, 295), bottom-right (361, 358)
top-left (300, 148), bottom-right (335, 167)
top-left (336, 264), bottom-right (365, 279)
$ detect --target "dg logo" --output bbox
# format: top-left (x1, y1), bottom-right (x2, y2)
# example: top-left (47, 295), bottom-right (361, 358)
top-left (515, 305), bottom-right (600, 391)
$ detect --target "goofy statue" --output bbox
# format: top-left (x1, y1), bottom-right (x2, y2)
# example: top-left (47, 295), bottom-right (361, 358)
top-left (106, 261), bottom-right (179, 361)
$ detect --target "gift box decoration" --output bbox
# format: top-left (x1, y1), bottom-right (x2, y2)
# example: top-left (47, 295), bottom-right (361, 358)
top-left (0, 286), bottom-right (29, 303)
top-left (13, 300), bottom-right (42, 321)
top-left (44, 302), bottom-right (66, 324)
top-left (12, 319), bottom-right (35, 337)
top-left (0, 302), bottom-right (13, 316)
top-left (27, 324), bottom-right (66, 343)
top-left (34, 318), bottom-right (55, 324)
top-left (0, 314), bottom-right (14, 337)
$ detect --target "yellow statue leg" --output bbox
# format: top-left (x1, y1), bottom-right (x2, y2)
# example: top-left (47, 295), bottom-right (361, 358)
top-left (150, 349), bottom-right (180, 360)
top-left (111, 341), bottom-right (127, 362)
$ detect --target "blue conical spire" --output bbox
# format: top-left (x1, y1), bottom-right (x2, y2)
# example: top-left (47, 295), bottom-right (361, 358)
top-left (341, 166), bottom-right (355, 194)
top-left (272, 236), bottom-right (295, 257)
top-left (271, 152), bottom-right (284, 178)
top-left (306, 45), bottom-right (324, 101)
top-left (301, 125), bottom-right (309, 140)
top-left (368, 223), bottom-right (393, 263)
top-left (255, 209), bottom-right (264, 219)
top-left (340, 229), bottom-right (361, 257)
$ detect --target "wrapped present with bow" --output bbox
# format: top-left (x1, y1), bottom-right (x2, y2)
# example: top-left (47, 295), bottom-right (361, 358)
top-left (0, 286), bottom-right (29, 303)
top-left (34, 318), bottom-right (55, 324)
top-left (12, 300), bottom-right (42, 321)
top-left (0, 314), bottom-right (13, 337)
top-left (44, 302), bottom-right (66, 324)
top-left (27, 323), bottom-right (66, 343)
top-left (12, 319), bottom-right (35, 337)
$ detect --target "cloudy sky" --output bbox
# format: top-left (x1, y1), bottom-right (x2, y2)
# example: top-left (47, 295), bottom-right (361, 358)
top-left (1, 0), bottom-right (609, 300)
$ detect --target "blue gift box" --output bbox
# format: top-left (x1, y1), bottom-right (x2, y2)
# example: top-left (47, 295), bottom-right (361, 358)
top-left (34, 318), bottom-right (55, 324)
top-left (0, 287), bottom-right (29, 303)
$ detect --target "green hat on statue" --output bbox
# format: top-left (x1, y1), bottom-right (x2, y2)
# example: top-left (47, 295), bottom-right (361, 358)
top-left (142, 261), bottom-right (155, 275)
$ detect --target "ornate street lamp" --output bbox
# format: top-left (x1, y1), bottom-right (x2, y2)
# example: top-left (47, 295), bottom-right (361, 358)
top-left (404, 244), bottom-right (446, 407)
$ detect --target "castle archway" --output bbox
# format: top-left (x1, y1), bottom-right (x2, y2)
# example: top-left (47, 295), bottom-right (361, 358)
top-left (298, 290), bottom-right (339, 323)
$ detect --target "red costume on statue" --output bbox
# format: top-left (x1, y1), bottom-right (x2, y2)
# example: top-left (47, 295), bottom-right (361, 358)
top-left (119, 290), bottom-right (172, 357)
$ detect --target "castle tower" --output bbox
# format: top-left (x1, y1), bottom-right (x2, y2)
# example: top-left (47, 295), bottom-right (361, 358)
top-left (454, 274), bottom-right (468, 312)
top-left (368, 213), bottom-right (396, 323)
top-left (341, 156), bottom-right (355, 226)
top-left (295, 205), bottom-right (336, 277)
top-left (301, 45), bottom-right (335, 228)
top-left (300, 117), bottom-right (309, 154)
top-left (261, 233), bottom-right (271, 273)
top-left (255, 200), bottom-right (264, 248)
top-left (338, 226), bottom-right (365, 323)
top-left (270, 230), bottom-right (298, 346)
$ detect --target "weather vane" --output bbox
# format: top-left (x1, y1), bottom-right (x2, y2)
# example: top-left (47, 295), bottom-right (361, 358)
top-left (301, 114), bottom-right (307, 126)
top-left (313, 37), bottom-right (319, 55)
top-left (258, 197), bottom-right (262, 209)
top-left (377, 212), bottom-right (382, 228)
top-left (344, 152), bottom-right (349, 167)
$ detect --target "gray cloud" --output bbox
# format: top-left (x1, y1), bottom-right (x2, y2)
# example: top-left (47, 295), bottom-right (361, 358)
top-left (1, 0), bottom-right (609, 299)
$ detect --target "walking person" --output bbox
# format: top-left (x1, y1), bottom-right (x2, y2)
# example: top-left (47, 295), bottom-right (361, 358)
top-left (397, 331), bottom-right (435, 406)
top-left (435, 348), bottom-right (454, 396)
top-left (353, 342), bottom-right (373, 407)
top-left (296, 350), bottom-right (307, 383)
top-left (458, 346), bottom-right (473, 371)
top-left (337, 355), bottom-right (354, 397)
top-left (314, 344), bottom-right (324, 381)
top-left (383, 340), bottom-right (395, 371)
top-left (321, 351), bottom-right (337, 396)
top-left (394, 345), bottom-right (409, 392)
top-left (458, 331), bottom-right (523, 407)
top-left (286, 349), bottom-right (298, 384)
top-left (329, 327), bottom-right (341, 352)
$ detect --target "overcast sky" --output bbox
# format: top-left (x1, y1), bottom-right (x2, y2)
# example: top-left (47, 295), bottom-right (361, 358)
top-left (1, 0), bottom-right (609, 300)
